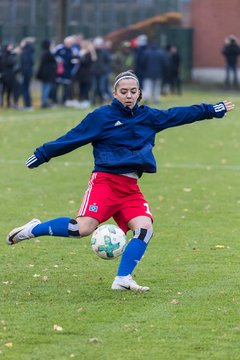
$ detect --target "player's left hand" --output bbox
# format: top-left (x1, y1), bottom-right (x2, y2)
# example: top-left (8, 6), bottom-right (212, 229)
top-left (223, 100), bottom-right (235, 112)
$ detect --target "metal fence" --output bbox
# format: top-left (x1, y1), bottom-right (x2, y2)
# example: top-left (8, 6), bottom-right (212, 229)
top-left (0, 0), bottom-right (192, 79)
top-left (0, 0), bottom-right (180, 44)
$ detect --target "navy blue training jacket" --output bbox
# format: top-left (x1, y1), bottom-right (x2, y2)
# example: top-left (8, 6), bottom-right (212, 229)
top-left (33, 99), bottom-right (227, 176)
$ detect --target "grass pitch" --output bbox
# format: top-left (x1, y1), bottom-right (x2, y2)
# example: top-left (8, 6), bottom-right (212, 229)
top-left (1, 88), bottom-right (240, 360)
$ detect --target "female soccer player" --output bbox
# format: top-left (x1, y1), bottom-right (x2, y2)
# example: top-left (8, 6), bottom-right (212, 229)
top-left (6, 70), bottom-right (235, 292)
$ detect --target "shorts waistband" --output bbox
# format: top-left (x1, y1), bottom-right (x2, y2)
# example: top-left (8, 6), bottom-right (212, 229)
top-left (92, 171), bottom-right (138, 183)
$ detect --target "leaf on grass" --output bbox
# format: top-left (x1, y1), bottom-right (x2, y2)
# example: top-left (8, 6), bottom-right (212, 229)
top-left (183, 187), bottom-right (192, 192)
top-left (41, 276), bottom-right (48, 282)
top-left (171, 299), bottom-right (180, 305)
top-left (88, 337), bottom-right (99, 344)
top-left (53, 324), bottom-right (63, 332)
top-left (77, 307), bottom-right (86, 313)
top-left (211, 245), bottom-right (225, 250)
top-left (5, 342), bottom-right (13, 349)
top-left (33, 274), bottom-right (41, 278)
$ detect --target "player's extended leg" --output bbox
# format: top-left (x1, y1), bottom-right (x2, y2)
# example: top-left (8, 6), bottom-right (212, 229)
top-left (6, 216), bottom-right (99, 245)
top-left (112, 216), bottom-right (153, 292)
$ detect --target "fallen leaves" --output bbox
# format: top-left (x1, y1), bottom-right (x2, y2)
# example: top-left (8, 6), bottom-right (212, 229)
top-left (33, 274), bottom-right (41, 278)
top-left (88, 337), bottom-right (99, 344)
top-left (214, 245), bottom-right (225, 249)
top-left (53, 324), bottom-right (63, 332)
top-left (211, 244), bottom-right (229, 250)
top-left (171, 299), bottom-right (180, 305)
top-left (183, 187), bottom-right (192, 192)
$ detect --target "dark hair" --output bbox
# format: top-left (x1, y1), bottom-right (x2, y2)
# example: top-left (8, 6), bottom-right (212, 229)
top-left (41, 40), bottom-right (51, 50)
top-left (113, 70), bottom-right (142, 103)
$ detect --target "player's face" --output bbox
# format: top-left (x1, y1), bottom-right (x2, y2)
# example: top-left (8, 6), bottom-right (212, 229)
top-left (113, 79), bottom-right (140, 109)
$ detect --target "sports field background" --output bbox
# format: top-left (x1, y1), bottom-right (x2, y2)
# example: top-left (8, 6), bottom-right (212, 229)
top-left (0, 88), bottom-right (240, 359)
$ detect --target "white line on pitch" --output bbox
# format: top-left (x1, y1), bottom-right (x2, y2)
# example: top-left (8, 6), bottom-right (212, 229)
top-left (0, 159), bottom-right (240, 171)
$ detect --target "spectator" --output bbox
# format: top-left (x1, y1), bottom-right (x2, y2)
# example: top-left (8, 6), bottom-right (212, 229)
top-left (19, 38), bottom-right (35, 110)
top-left (36, 40), bottom-right (57, 108)
top-left (102, 39), bottom-right (113, 101)
top-left (70, 33), bottom-right (84, 100)
top-left (222, 34), bottom-right (240, 88)
top-left (134, 34), bottom-right (148, 87)
top-left (113, 41), bottom-right (135, 75)
top-left (141, 41), bottom-right (165, 104)
top-left (74, 40), bottom-right (96, 107)
top-left (53, 36), bottom-right (75, 104)
top-left (161, 45), bottom-right (172, 95)
top-left (168, 45), bottom-right (182, 95)
top-left (1, 43), bottom-right (20, 108)
top-left (91, 37), bottom-right (111, 105)
top-left (0, 44), bottom-right (3, 106)
top-left (71, 33), bottom-right (84, 57)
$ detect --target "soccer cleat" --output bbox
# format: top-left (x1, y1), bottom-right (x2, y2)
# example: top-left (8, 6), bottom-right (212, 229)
top-left (6, 219), bottom-right (41, 245)
top-left (111, 275), bottom-right (150, 292)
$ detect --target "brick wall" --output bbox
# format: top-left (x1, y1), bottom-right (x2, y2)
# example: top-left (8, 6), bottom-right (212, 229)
top-left (190, 0), bottom-right (240, 68)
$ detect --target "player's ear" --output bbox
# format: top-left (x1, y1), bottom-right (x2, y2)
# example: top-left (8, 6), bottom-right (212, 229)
top-left (137, 88), bottom-right (142, 102)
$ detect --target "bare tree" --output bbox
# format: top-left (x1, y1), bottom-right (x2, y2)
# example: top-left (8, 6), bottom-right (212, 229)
top-left (55, 0), bottom-right (68, 43)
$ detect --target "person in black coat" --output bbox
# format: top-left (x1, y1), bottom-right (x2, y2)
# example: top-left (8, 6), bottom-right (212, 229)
top-left (168, 45), bottom-right (182, 95)
top-left (36, 40), bottom-right (57, 108)
top-left (0, 45), bottom-right (3, 106)
top-left (1, 43), bottom-right (20, 108)
top-left (222, 35), bottom-right (240, 88)
top-left (141, 41), bottom-right (166, 104)
top-left (91, 37), bottom-right (112, 105)
top-left (74, 40), bottom-right (96, 105)
top-left (19, 38), bottom-right (35, 109)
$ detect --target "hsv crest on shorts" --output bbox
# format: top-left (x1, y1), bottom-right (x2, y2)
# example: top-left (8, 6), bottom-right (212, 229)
top-left (89, 204), bottom-right (98, 212)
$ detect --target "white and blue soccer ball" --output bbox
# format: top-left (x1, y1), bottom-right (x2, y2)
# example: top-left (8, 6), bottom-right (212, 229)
top-left (91, 224), bottom-right (126, 260)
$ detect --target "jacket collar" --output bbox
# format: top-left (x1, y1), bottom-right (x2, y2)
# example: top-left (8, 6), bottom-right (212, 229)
top-left (111, 98), bottom-right (139, 115)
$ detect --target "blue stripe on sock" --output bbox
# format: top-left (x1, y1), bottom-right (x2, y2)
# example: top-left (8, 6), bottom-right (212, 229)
top-left (117, 238), bottom-right (147, 276)
top-left (32, 217), bottom-right (71, 237)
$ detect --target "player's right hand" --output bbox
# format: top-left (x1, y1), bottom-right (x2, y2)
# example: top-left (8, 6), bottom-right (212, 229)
top-left (26, 154), bottom-right (41, 168)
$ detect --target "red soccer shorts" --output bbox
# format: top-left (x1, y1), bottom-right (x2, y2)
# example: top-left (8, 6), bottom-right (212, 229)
top-left (77, 172), bottom-right (153, 233)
